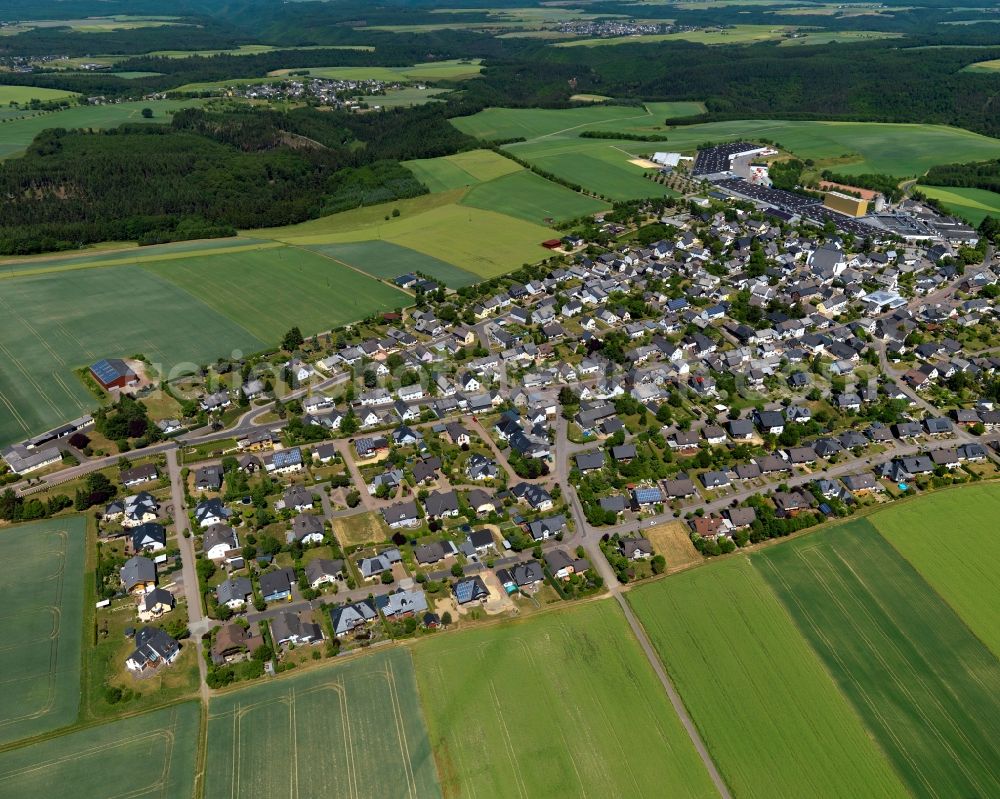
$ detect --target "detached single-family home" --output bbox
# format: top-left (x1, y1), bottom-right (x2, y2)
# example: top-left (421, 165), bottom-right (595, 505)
top-left (121, 556), bottom-right (156, 595)
top-left (271, 611), bottom-right (323, 647)
top-left (131, 522), bottom-right (166, 553)
top-left (216, 576), bottom-right (253, 610)
top-left (330, 600), bottom-right (378, 637)
top-left (288, 513), bottom-right (325, 545)
top-left (259, 567), bottom-right (296, 603)
top-left (619, 537), bottom-right (653, 560)
top-left (137, 587), bottom-right (175, 622)
top-left (512, 482), bottom-right (553, 512)
top-left (453, 576), bottom-right (490, 605)
top-left (305, 558), bottom-right (344, 589)
top-left (126, 626), bottom-right (180, 673)
top-left (203, 524), bottom-right (238, 561)
top-left (377, 588), bottom-right (428, 619)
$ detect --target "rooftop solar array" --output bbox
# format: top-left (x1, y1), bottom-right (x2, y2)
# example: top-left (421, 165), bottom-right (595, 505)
top-left (90, 358), bottom-right (133, 384)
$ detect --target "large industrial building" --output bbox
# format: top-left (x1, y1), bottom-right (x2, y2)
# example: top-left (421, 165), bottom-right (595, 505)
top-left (823, 191), bottom-right (869, 218)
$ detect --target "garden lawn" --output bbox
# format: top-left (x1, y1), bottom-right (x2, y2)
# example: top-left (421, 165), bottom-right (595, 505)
top-left (629, 557), bottom-right (907, 799)
top-left (461, 170), bottom-right (610, 223)
top-left (756, 519), bottom-right (1000, 799)
top-left (413, 601), bottom-right (718, 799)
top-left (305, 241), bottom-right (478, 288)
top-left (915, 185), bottom-right (1000, 226)
top-left (873, 485), bottom-right (1000, 658)
top-left (0, 266), bottom-right (260, 448)
top-left (0, 702), bottom-right (199, 798)
top-left (143, 246), bottom-right (412, 343)
top-left (205, 648), bottom-right (440, 799)
top-left (0, 99), bottom-right (202, 159)
top-left (0, 517), bottom-right (86, 745)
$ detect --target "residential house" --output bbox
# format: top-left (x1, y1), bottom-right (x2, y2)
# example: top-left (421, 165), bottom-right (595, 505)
top-left (203, 524), bottom-right (238, 561)
top-left (330, 600), bottom-right (378, 637)
top-left (271, 611), bottom-right (322, 647)
top-left (137, 587), bottom-right (175, 622)
top-left (512, 482), bottom-right (553, 512)
top-left (288, 513), bottom-right (325, 545)
top-left (126, 626), bottom-right (180, 673)
top-left (259, 567), bottom-right (296, 603)
top-left (453, 576), bottom-right (490, 605)
top-left (216, 576), bottom-right (253, 610)
top-left (305, 558), bottom-right (344, 589)
top-left (131, 522), bottom-right (166, 553)
top-left (121, 556), bottom-right (156, 595)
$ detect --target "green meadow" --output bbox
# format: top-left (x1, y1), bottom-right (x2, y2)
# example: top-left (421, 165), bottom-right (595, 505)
top-left (0, 517), bottom-right (86, 745)
top-left (414, 601), bottom-right (718, 799)
top-left (757, 519), bottom-right (1000, 799)
top-left (206, 648), bottom-right (440, 799)
top-left (0, 703), bottom-right (200, 798)
top-left (0, 99), bottom-right (202, 159)
top-left (630, 557), bottom-right (907, 799)
top-left (916, 185), bottom-right (1000, 225)
top-left (874, 485), bottom-right (1000, 658)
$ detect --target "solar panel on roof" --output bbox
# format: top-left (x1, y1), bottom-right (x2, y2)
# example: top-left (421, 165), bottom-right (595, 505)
top-left (634, 488), bottom-right (662, 503)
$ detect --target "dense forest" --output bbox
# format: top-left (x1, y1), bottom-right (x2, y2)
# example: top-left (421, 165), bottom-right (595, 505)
top-left (0, 104), bottom-right (476, 254)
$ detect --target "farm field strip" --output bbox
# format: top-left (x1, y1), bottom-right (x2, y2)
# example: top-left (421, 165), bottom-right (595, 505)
top-left (460, 169), bottom-right (610, 223)
top-left (304, 241), bottom-right (479, 288)
top-left (413, 601), bottom-right (718, 799)
top-left (629, 557), bottom-right (908, 799)
top-left (0, 518), bottom-right (86, 745)
top-left (914, 185), bottom-right (1000, 226)
top-left (0, 702), bottom-right (200, 798)
top-left (205, 648), bottom-right (440, 799)
top-left (873, 485), bottom-right (1000, 659)
top-left (143, 246), bottom-right (413, 343)
top-left (756, 519), bottom-right (1000, 799)
top-left (0, 86), bottom-right (79, 103)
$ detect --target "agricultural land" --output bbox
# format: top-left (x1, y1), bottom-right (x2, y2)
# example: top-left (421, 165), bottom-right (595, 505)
top-left (874, 486), bottom-right (1000, 659)
top-left (629, 557), bottom-right (908, 799)
top-left (914, 185), bottom-right (1000, 226)
top-left (0, 517), bottom-right (85, 745)
top-left (0, 702), bottom-right (200, 797)
top-left (413, 601), bottom-right (719, 799)
top-left (756, 519), bottom-right (1000, 799)
top-left (205, 647), bottom-right (441, 799)
top-left (453, 105), bottom-right (1000, 183)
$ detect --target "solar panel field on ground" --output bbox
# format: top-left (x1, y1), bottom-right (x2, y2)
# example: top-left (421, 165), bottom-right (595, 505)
top-left (413, 601), bottom-right (718, 799)
top-left (629, 557), bottom-right (908, 799)
top-left (0, 702), bottom-right (200, 798)
top-left (756, 518), bottom-right (1000, 799)
top-left (873, 485), bottom-right (1000, 658)
top-left (205, 647), bottom-right (440, 799)
top-left (0, 517), bottom-right (85, 745)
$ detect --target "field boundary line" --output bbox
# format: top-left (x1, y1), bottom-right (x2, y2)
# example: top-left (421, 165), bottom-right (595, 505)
top-left (383, 660), bottom-right (418, 799)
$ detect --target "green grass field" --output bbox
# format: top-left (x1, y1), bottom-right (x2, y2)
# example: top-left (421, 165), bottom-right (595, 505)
top-left (0, 265), bottom-right (261, 447)
top-left (364, 86), bottom-right (444, 107)
top-left (205, 648), bottom-right (440, 799)
top-left (107, 71), bottom-right (164, 79)
top-left (0, 85), bottom-right (78, 104)
top-left (461, 169), bottom-right (610, 222)
top-left (457, 107), bottom-right (1000, 179)
top-left (554, 24), bottom-right (799, 46)
top-left (144, 245), bottom-right (412, 343)
top-left (874, 486), bottom-right (1000, 658)
top-left (629, 558), bottom-right (908, 799)
top-left (0, 702), bottom-right (199, 797)
top-left (756, 519), bottom-right (1000, 799)
top-left (962, 58), bottom-right (1000, 73)
top-left (404, 149), bottom-right (523, 192)
top-left (407, 149), bottom-right (609, 220)
top-left (916, 185), bottom-right (1000, 225)
top-left (777, 30), bottom-right (902, 46)
top-left (0, 99), bottom-right (202, 159)
top-left (305, 241), bottom-right (479, 288)
top-left (413, 601), bottom-right (718, 799)
top-left (256, 191), bottom-right (556, 279)
top-left (0, 517), bottom-right (85, 745)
